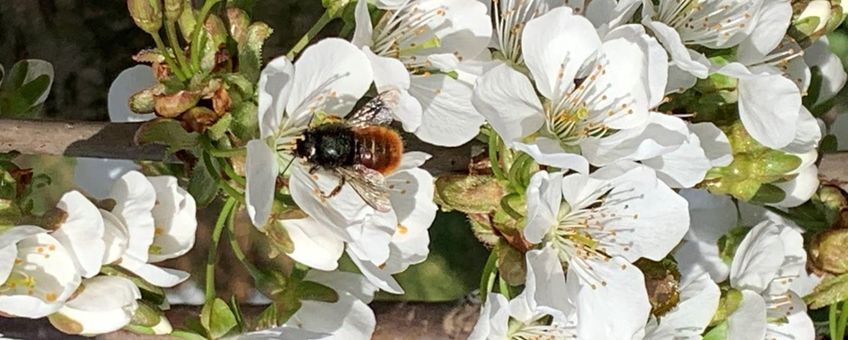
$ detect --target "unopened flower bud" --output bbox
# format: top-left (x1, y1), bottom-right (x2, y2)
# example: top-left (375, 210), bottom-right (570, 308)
top-left (128, 0), bottom-right (163, 34)
top-left (810, 228), bottom-right (848, 274)
top-left (819, 185), bottom-right (848, 211)
top-left (434, 175), bottom-right (505, 214)
top-left (181, 106), bottom-right (219, 132)
top-left (793, 0), bottom-right (845, 42)
top-left (130, 84), bottom-right (165, 114)
top-left (163, 0), bottom-right (184, 23)
top-left (126, 301), bottom-right (173, 335)
top-left (40, 207), bottom-right (69, 231)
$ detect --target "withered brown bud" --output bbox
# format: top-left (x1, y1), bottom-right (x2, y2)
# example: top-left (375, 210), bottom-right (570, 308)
top-left (40, 207), bottom-right (69, 231)
top-left (181, 106), bottom-right (218, 132)
top-left (635, 258), bottom-right (681, 317)
top-left (227, 8), bottom-right (251, 45)
top-left (810, 228), bottom-right (848, 274)
top-left (154, 90), bottom-right (200, 118)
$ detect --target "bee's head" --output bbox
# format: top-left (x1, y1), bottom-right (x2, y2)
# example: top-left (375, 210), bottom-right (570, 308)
top-left (294, 133), bottom-right (317, 160)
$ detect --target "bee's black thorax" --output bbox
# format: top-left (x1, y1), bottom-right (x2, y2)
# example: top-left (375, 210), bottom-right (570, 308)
top-left (295, 123), bottom-right (357, 168)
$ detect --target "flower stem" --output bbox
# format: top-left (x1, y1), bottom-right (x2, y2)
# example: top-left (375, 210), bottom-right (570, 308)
top-left (837, 301), bottom-right (848, 340)
top-left (286, 11), bottom-right (334, 59)
top-left (206, 197), bottom-right (237, 302)
top-left (208, 146), bottom-right (247, 158)
top-left (191, 0), bottom-right (222, 73)
top-left (150, 32), bottom-right (188, 81)
top-left (219, 158), bottom-right (247, 187)
top-left (165, 20), bottom-right (192, 77)
top-left (479, 250), bottom-right (498, 304)
top-left (226, 206), bottom-right (262, 279)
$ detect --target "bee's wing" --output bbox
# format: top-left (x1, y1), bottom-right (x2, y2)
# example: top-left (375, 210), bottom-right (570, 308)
top-left (336, 165), bottom-right (392, 212)
top-left (346, 89), bottom-right (400, 128)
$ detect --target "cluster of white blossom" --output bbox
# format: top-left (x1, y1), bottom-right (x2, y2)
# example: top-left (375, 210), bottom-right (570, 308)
top-left (0, 171), bottom-right (196, 336)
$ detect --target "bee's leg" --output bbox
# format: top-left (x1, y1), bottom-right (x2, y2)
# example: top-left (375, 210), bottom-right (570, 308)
top-left (323, 176), bottom-right (346, 199)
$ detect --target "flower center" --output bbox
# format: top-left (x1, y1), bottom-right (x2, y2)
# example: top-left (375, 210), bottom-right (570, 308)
top-left (0, 250), bottom-right (60, 303)
top-left (372, 1), bottom-right (448, 69)
top-left (657, 0), bottom-right (757, 47)
top-left (507, 314), bottom-right (574, 340)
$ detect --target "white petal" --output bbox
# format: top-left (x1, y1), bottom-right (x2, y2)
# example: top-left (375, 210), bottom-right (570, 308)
top-left (410, 0), bottom-right (492, 71)
top-left (246, 140), bottom-right (278, 229)
top-left (347, 211), bottom-right (395, 267)
top-left (51, 276), bottom-right (141, 336)
top-left (279, 218), bottom-right (344, 271)
top-left (0, 233), bottom-right (81, 318)
top-left (582, 112), bottom-right (689, 165)
top-left (51, 191), bottom-right (105, 278)
top-left (766, 292), bottom-right (815, 340)
top-left (783, 107), bottom-right (822, 154)
top-left (675, 189), bottom-right (738, 282)
top-left (690, 122), bottom-right (733, 167)
top-left (287, 38), bottom-right (373, 126)
top-left (258, 56), bottom-right (294, 139)
top-left (283, 289), bottom-right (376, 340)
top-left (524, 171), bottom-right (564, 244)
top-left (643, 132), bottom-right (711, 188)
top-left (727, 290), bottom-right (767, 340)
top-left (100, 210), bottom-right (130, 265)
top-left (525, 246), bottom-right (570, 314)
top-left (147, 176), bottom-right (197, 262)
top-left (120, 256), bottom-right (189, 288)
top-left (765, 226), bottom-right (806, 296)
top-left (472, 64), bottom-right (544, 145)
top-left (362, 48), bottom-right (421, 132)
top-left (665, 63), bottom-right (698, 94)
top-left (289, 164), bottom-right (371, 242)
top-left (597, 25), bottom-right (661, 127)
top-left (726, 65), bottom-right (801, 149)
top-left (468, 293), bottom-right (510, 340)
top-left (805, 37), bottom-right (848, 105)
top-left (0, 245), bottom-right (15, 284)
top-left (111, 171), bottom-right (156, 264)
top-left (643, 21), bottom-right (709, 78)
top-left (522, 7), bottom-right (601, 100)
top-left (515, 139), bottom-right (590, 174)
top-left (304, 270), bottom-right (378, 303)
top-left (737, 0), bottom-right (793, 64)
top-left (165, 280), bottom-right (206, 305)
top-left (568, 258), bottom-right (651, 340)
top-left (410, 74), bottom-right (485, 146)
top-left (730, 221), bottom-right (783, 292)
top-left (352, 0), bottom-right (374, 48)
top-left (347, 248), bottom-right (403, 294)
top-left (73, 158), bottom-right (140, 199)
top-left (107, 65), bottom-right (156, 123)
top-left (771, 162), bottom-right (819, 208)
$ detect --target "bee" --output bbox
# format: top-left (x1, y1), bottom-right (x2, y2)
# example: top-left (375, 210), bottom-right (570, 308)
top-left (293, 89), bottom-right (403, 212)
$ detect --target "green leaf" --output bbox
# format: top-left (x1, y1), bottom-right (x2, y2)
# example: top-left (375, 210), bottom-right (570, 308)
top-left (0, 199), bottom-right (21, 227)
top-left (17, 74), bottom-right (51, 108)
top-left (229, 295), bottom-right (245, 332)
top-left (208, 113), bottom-right (233, 140)
top-left (296, 281), bottom-right (339, 303)
top-left (134, 119), bottom-right (201, 154)
top-left (200, 298), bottom-right (238, 339)
top-left (230, 102), bottom-right (259, 141)
top-left (703, 321), bottom-right (728, 340)
top-left (239, 22), bottom-right (273, 83)
top-left (2, 60), bottom-right (29, 92)
top-left (171, 330), bottom-right (208, 340)
top-left (188, 155), bottom-right (219, 207)
top-left (806, 273), bottom-right (848, 309)
top-left (253, 304), bottom-right (278, 330)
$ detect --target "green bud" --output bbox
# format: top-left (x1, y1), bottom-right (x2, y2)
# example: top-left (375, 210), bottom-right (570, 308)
top-left (792, 0), bottom-right (845, 43)
top-left (811, 228), bottom-right (848, 274)
top-left (128, 0), bottom-right (163, 34)
top-left (129, 84), bottom-right (165, 114)
top-left (130, 301), bottom-right (162, 327)
top-left (635, 258), bottom-right (681, 317)
top-left (177, 0), bottom-right (196, 41)
top-left (710, 288), bottom-right (743, 326)
top-left (163, 0), bottom-right (184, 22)
top-left (819, 185), bottom-right (848, 211)
top-left (434, 175), bottom-right (506, 214)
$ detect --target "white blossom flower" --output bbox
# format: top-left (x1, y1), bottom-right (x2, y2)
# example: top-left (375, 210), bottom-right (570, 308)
top-left (804, 37), bottom-right (848, 107)
top-left (47, 276), bottom-right (141, 336)
top-left (49, 190), bottom-right (105, 279)
top-left (469, 246), bottom-right (576, 340)
top-left (240, 271), bottom-right (378, 340)
top-left (352, 0), bottom-right (492, 146)
top-left (725, 220), bottom-right (814, 340)
top-left (473, 8), bottom-right (667, 170)
top-left (103, 171), bottom-right (195, 288)
top-left (0, 225), bottom-right (80, 318)
top-left (522, 165), bottom-right (687, 338)
top-left (641, 0), bottom-right (764, 79)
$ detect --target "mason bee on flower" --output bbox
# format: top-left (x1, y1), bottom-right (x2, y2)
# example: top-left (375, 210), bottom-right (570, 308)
top-left (292, 89), bottom-right (403, 212)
